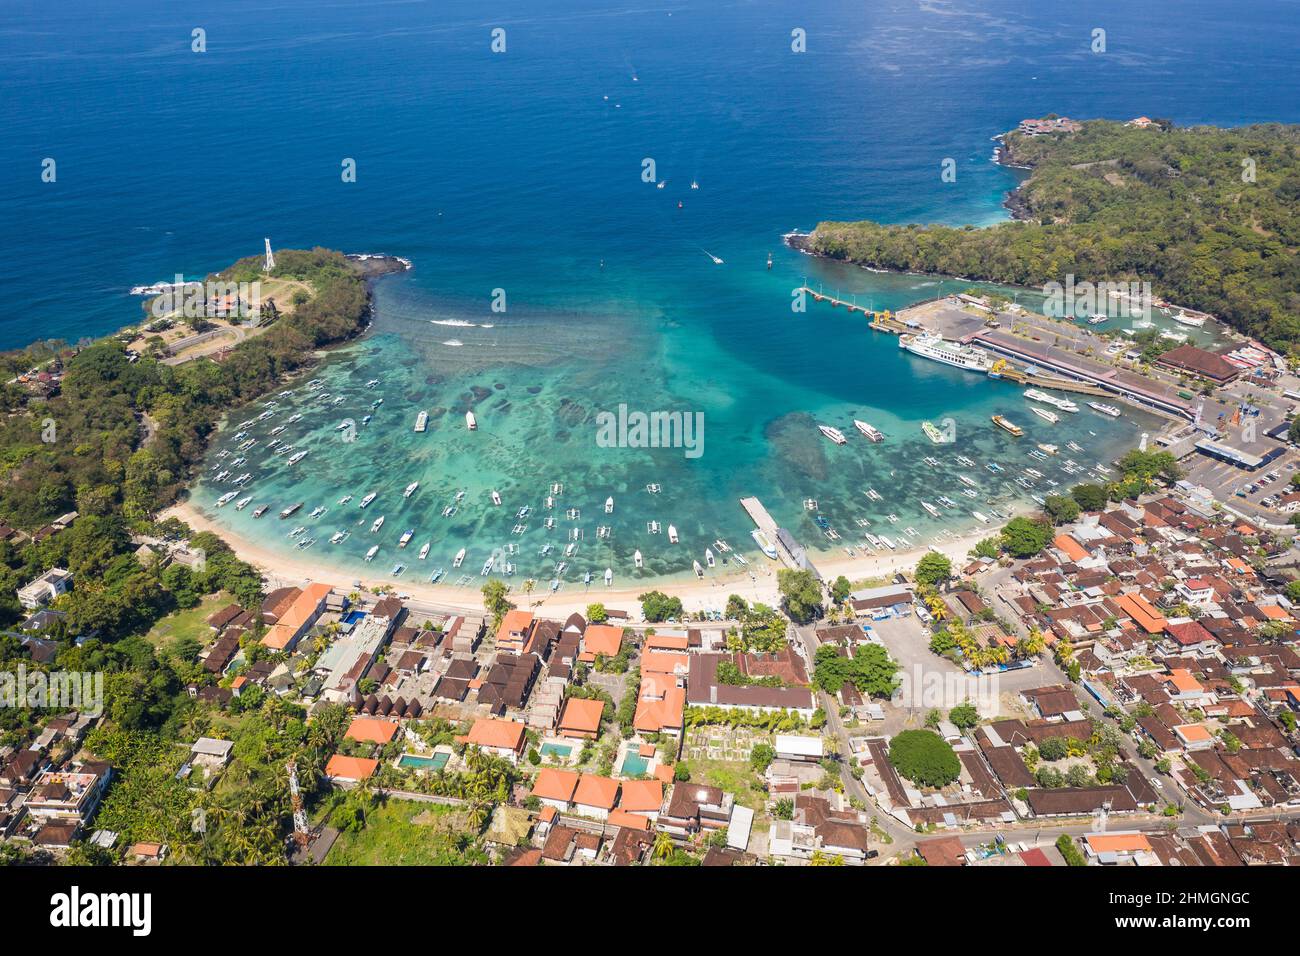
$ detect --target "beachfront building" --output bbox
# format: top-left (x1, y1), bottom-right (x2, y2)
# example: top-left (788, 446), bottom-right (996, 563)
top-left (261, 581), bottom-right (333, 652)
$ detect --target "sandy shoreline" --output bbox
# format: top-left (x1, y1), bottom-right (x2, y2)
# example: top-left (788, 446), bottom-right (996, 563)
top-left (166, 499), bottom-right (995, 619)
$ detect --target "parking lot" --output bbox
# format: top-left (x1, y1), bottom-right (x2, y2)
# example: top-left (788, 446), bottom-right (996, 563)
top-left (1182, 451), bottom-right (1298, 525)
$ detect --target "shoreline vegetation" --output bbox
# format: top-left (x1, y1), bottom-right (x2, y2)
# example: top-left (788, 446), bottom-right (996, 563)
top-left (796, 118), bottom-right (1300, 354)
top-left (0, 249), bottom-right (398, 628)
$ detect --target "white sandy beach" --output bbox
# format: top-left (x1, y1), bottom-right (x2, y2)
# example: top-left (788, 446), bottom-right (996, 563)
top-left (167, 500), bottom-right (996, 620)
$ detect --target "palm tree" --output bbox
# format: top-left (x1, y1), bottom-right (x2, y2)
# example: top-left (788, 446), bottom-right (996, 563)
top-left (653, 832), bottom-right (675, 861)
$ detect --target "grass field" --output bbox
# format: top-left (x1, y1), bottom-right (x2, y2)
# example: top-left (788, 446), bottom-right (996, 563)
top-left (142, 592), bottom-right (230, 650)
top-left (324, 798), bottom-right (488, 866)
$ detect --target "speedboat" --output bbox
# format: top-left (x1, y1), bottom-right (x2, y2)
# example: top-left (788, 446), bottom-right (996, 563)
top-left (921, 501), bottom-right (941, 518)
top-left (605, 496), bottom-right (614, 514)
top-left (693, 560), bottom-right (704, 578)
top-left (309, 506), bottom-right (326, 518)
top-left (404, 481), bottom-right (419, 498)
top-left (491, 490), bottom-right (502, 506)
top-left (359, 492), bottom-right (377, 508)
top-left (751, 529), bottom-right (777, 559)
top-left (634, 550), bottom-right (643, 569)
top-left (338, 494), bottom-right (353, 505)
top-left (480, 556), bottom-right (494, 575)
top-left (370, 516), bottom-right (385, 533)
top-left (330, 531), bottom-right (349, 544)
top-left (604, 568), bottom-right (613, 586)
top-left (364, 545), bottom-right (379, 562)
top-left (818, 424), bottom-right (848, 445)
top-left (452, 548), bottom-right (466, 568)
top-left (668, 524), bottom-right (679, 544)
top-left (705, 548), bottom-right (716, 568)
top-left (418, 542), bottom-right (430, 560)
top-left (466, 411), bottom-right (477, 430)
top-left (398, 529), bottom-right (414, 547)
top-left (216, 492), bottom-right (237, 507)
top-left (1088, 402), bottom-right (1121, 418)
top-left (853, 420), bottom-right (884, 442)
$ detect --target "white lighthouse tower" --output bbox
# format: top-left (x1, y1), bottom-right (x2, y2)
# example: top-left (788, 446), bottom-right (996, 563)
top-left (264, 238), bottom-right (275, 272)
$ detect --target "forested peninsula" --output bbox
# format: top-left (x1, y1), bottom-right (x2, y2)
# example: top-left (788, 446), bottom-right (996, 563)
top-left (802, 120), bottom-right (1300, 352)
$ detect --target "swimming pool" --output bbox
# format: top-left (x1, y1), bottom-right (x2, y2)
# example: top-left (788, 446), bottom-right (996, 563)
top-left (539, 742), bottom-right (572, 758)
top-left (398, 752), bottom-right (448, 771)
top-left (619, 751), bottom-right (650, 777)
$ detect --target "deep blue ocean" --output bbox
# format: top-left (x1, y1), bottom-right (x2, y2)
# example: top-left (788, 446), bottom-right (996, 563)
top-left (3, 0), bottom-right (1298, 591)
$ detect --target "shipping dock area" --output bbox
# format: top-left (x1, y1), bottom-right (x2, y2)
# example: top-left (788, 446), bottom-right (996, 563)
top-left (806, 289), bottom-right (1198, 421)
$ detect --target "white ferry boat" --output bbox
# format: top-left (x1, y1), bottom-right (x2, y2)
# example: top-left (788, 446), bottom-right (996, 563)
top-left (899, 331), bottom-right (993, 373)
top-left (287, 450), bottom-right (308, 465)
top-left (853, 420), bottom-right (884, 442)
top-left (414, 410), bottom-right (429, 433)
top-left (364, 545), bottom-right (379, 562)
top-left (818, 424), bottom-right (847, 445)
top-left (235, 496), bottom-right (253, 510)
top-left (330, 531), bottom-right (349, 544)
top-left (1023, 388), bottom-right (1079, 412)
top-left (1171, 310), bottom-right (1207, 328)
top-left (1031, 407), bottom-right (1060, 424)
top-left (1087, 402), bottom-right (1122, 418)
top-left (359, 492), bottom-right (377, 508)
top-left (921, 501), bottom-right (941, 518)
top-left (216, 491), bottom-right (237, 507)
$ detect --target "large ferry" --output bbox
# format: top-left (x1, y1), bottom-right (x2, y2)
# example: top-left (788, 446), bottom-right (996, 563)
top-left (1087, 401), bottom-right (1122, 418)
top-left (818, 424), bottom-right (847, 445)
top-left (1023, 388), bottom-right (1079, 413)
top-left (899, 332), bottom-right (992, 373)
top-left (1031, 407), bottom-right (1060, 424)
top-left (1171, 310), bottom-right (1207, 328)
top-left (991, 415), bottom-right (1024, 437)
top-left (853, 420), bottom-right (884, 442)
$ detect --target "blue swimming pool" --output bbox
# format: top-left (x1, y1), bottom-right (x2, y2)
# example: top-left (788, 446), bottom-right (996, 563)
top-left (398, 752), bottom-right (448, 771)
top-left (620, 751), bottom-right (650, 777)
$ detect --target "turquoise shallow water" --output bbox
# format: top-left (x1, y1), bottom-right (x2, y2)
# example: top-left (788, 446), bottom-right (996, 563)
top-left (191, 264), bottom-right (1159, 587)
top-left (4, 0), bottom-right (1293, 586)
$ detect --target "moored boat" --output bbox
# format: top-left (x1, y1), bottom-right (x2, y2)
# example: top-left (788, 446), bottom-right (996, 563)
top-left (991, 415), bottom-right (1024, 436)
top-left (853, 420), bottom-right (884, 442)
top-left (818, 424), bottom-right (847, 445)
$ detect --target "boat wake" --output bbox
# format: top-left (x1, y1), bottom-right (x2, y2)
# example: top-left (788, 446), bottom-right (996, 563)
top-left (441, 339), bottom-right (464, 347)
top-left (431, 319), bottom-right (494, 329)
